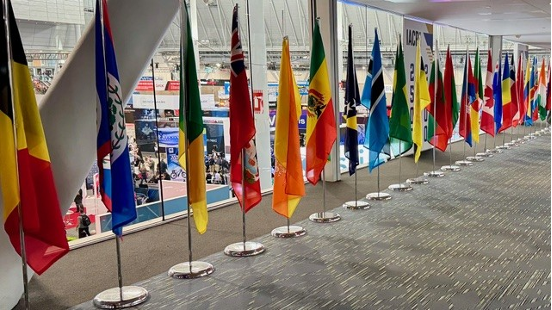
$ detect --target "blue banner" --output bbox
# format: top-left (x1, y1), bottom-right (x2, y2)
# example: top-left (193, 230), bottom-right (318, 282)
top-left (166, 147), bottom-right (185, 181)
top-left (157, 127), bottom-right (179, 147)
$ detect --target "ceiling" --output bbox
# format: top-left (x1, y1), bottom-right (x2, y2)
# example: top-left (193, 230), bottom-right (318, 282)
top-left (352, 0), bottom-right (551, 49)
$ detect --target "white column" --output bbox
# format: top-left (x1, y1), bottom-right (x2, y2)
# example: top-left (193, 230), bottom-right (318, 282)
top-left (308, 0), bottom-right (341, 182)
top-left (489, 35), bottom-right (503, 67)
top-left (190, 0), bottom-right (200, 71)
top-left (247, 0), bottom-right (272, 191)
top-left (514, 43), bottom-right (528, 68)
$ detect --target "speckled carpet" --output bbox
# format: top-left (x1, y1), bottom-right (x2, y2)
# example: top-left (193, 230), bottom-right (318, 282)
top-left (66, 135), bottom-right (551, 310)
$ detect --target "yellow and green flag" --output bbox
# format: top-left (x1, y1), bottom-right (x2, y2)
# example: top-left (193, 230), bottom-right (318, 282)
top-left (179, 3), bottom-right (207, 234)
top-left (388, 41), bottom-right (412, 156)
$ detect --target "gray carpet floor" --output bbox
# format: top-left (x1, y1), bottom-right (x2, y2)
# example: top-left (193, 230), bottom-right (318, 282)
top-left (16, 131), bottom-right (551, 310)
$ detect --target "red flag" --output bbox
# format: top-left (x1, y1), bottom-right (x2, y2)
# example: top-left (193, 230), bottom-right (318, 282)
top-left (517, 55), bottom-right (526, 125)
top-left (427, 57), bottom-right (450, 152)
top-left (481, 50), bottom-right (495, 136)
top-left (459, 52), bottom-right (474, 146)
top-left (229, 5), bottom-right (261, 212)
top-left (510, 56), bottom-right (520, 127)
top-left (444, 47), bottom-right (459, 140)
top-left (547, 63), bottom-right (551, 111)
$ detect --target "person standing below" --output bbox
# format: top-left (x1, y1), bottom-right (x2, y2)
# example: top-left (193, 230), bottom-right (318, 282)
top-left (76, 206), bottom-right (91, 238)
top-left (157, 158), bottom-right (168, 175)
top-left (74, 189), bottom-right (83, 211)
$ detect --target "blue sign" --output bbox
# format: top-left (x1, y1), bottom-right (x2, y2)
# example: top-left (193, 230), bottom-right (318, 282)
top-left (224, 81), bottom-right (230, 95)
top-left (157, 128), bottom-right (179, 147)
top-left (166, 147), bottom-right (185, 181)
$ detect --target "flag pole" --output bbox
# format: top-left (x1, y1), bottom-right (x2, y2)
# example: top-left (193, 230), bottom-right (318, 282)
top-left (242, 150), bottom-right (246, 251)
top-left (367, 164), bottom-right (391, 200)
top-left (167, 0), bottom-right (214, 278)
top-left (2, 1), bottom-right (30, 307)
top-left (456, 48), bottom-right (473, 166)
top-left (426, 41), bottom-right (444, 177)
top-left (272, 13), bottom-right (306, 238)
top-left (150, 59), bottom-right (167, 221)
top-left (389, 142), bottom-right (412, 191)
top-left (343, 22), bottom-right (371, 208)
top-left (223, 1), bottom-right (264, 256)
top-left (308, 17), bottom-right (341, 223)
top-left (310, 168), bottom-right (342, 221)
top-left (344, 168), bottom-right (371, 208)
top-left (273, 9), bottom-right (306, 237)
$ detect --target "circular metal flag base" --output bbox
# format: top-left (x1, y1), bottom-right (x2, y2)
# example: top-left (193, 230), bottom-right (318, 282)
top-left (516, 139), bottom-right (526, 144)
top-left (406, 176), bottom-right (429, 185)
top-left (487, 148), bottom-right (503, 154)
top-left (525, 135), bottom-right (537, 140)
top-left (366, 192), bottom-right (392, 201)
top-left (424, 171), bottom-right (445, 178)
top-left (496, 145), bottom-right (511, 150)
top-left (388, 183), bottom-right (413, 191)
top-left (93, 286), bottom-right (149, 309)
top-left (168, 261), bottom-right (215, 279)
top-left (441, 165), bottom-right (461, 172)
top-left (455, 160), bottom-right (473, 166)
top-left (343, 200), bottom-right (371, 210)
top-left (224, 241), bottom-right (265, 257)
top-left (477, 152), bottom-right (492, 157)
top-left (534, 131), bottom-right (543, 136)
top-left (504, 142), bottom-right (517, 147)
top-left (271, 225), bottom-right (307, 238)
top-left (466, 156), bottom-right (484, 162)
top-left (309, 211), bottom-right (341, 223)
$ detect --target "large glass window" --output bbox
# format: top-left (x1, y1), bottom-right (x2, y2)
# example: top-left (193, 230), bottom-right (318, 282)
top-left (339, 2), bottom-right (403, 173)
top-left (13, 0), bottom-right (547, 244)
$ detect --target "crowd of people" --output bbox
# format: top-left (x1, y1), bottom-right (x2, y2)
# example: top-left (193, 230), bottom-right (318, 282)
top-left (205, 146), bottom-right (229, 185)
top-left (129, 140), bottom-right (169, 187)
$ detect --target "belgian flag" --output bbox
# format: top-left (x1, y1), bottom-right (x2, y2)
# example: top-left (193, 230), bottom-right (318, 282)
top-left (0, 1), bottom-right (68, 274)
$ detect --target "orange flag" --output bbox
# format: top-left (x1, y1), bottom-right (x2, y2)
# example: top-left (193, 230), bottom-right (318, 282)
top-left (272, 37), bottom-right (305, 218)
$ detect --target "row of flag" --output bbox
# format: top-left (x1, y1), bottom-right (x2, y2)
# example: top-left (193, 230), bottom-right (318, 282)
top-left (176, 7), bottom-right (342, 231)
top-left (1, 0), bottom-right (549, 278)
top-left (440, 49), bottom-right (550, 149)
top-left (343, 27), bottom-right (551, 178)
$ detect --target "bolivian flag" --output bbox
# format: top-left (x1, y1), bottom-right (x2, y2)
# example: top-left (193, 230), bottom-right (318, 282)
top-left (0, 1), bottom-right (68, 275)
top-left (272, 37), bottom-right (305, 219)
top-left (179, 3), bottom-right (207, 234)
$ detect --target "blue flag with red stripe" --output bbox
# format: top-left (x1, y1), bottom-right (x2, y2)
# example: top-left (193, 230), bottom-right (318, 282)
top-left (95, 0), bottom-right (136, 236)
